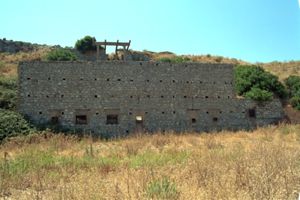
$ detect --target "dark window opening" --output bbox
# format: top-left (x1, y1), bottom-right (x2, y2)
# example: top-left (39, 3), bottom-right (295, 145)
top-left (172, 80), bottom-right (176, 83)
top-left (147, 95), bottom-right (150, 98)
top-left (80, 78), bottom-right (83, 81)
top-left (162, 112), bottom-right (165, 114)
top-left (94, 95), bottom-right (98, 98)
top-left (61, 95), bottom-right (64, 98)
top-left (140, 62), bottom-right (142, 66)
top-left (117, 79), bottom-right (121, 81)
top-left (62, 78), bottom-right (66, 80)
top-left (146, 80), bottom-right (150, 82)
top-left (173, 96), bottom-right (175, 98)
top-left (192, 118), bottom-right (196, 124)
top-left (46, 95), bottom-right (49, 98)
top-left (206, 111), bottom-right (209, 114)
top-left (160, 80), bottom-right (162, 82)
top-left (219, 111), bottom-right (222, 114)
top-left (126, 130), bottom-right (129, 133)
top-left (205, 96), bottom-right (208, 99)
top-left (129, 112), bottom-right (132, 115)
top-left (94, 78), bottom-right (97, 81)
top-left (61, 112), bottom-right (64, 115)
top-left (213, 117), bottom-right (218, 122)
top-left (217, 96), bottom-right (220, 99)
top-left (76, 115), bottom-right (87, 125)
top-left (51, 116), bottom-right (59, 124)
top-left (186, 81), bottom-right (189, 83)
top-left (39, 111), bottom-right (42, 115)
top-left (130, 96), bottom-right (133, 98)
top-left (184, 96), bottom-right (187, 98)
top-left (173, 111), bottom-right (176, 114)
top-left (27, 94), bottom-right (30, 97)
top-left (248, 109), bottom-right (256, 118)
top-left (107, 78), bottom-right (110, 81)
top-left (130, 79), bottom-right (133, 82)
top-left (106, 114), bottom-right (118, 125)
top-left (200, 81), bottom-right (203, 84)
top-left (156, 63), bottom-right (159, 66)
top-left (27, 77), bottom-right (31, 80)
top-left (145, 111), bottom-right (148, 114)
top-left (228, 96), bottom-right (230, 99)
top-left (48, 77), bottom-right (51, 80)
top-left (161, 95), bottom-right (164, 98)
top-left (96, 112), bottom-right (99, 115)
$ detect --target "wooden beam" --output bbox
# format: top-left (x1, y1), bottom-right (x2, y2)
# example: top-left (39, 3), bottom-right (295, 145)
top-left (95, 41), bottom-right (130, 47)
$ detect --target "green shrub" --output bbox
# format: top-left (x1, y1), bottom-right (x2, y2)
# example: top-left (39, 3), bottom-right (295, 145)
top-left (290, 96), bottom-right (300, 110)
top-left (0, 109), bottom-right (33, 141)
top-left (159, 56), bottom-right (190, 63)
top-left (285, 75), bottom-right (300, 110)
top-left (244, 87), bottom-right (273, 101)
top-left (234, 65), bottom-right (287, 101)
top-left (46, 49), bottom-right (77, 61)
top-left (145, 177), bottom-right (179, 199)
top-left (284, 75), bottom-right (300, 97)
top-left (0, 76), bottom-right (17, 110)
top-left (75, 36), bottom-right (97, 53)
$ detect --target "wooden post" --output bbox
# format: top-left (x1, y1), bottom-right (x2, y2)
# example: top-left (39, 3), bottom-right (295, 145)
top-left (96, 45), bottom-right (99, 61)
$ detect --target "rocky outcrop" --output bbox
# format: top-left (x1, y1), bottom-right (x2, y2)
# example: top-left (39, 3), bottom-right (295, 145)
top-left (0, 38), bottom-right (49, 53)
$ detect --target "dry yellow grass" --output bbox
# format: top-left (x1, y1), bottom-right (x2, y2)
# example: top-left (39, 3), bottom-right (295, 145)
top-left (261, 61), bottom-right (300, 81)
top-left (0, 48), bottom-right (51, 77)
top-left (0, 125), bottom-right (300, 199)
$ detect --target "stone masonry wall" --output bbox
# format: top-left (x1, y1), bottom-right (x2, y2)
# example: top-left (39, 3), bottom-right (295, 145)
top-left (18, 61), bottom-right (284, 136)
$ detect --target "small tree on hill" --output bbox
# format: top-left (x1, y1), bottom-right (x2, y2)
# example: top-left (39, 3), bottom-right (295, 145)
top-left (75, 36), bottom-right (97, 53)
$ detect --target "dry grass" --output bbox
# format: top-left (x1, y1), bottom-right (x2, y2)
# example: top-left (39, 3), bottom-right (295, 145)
top-left (261, 61), bottom-right (300, 81)
top-left (0, 48), bottom-right (51, 77)
top-left (0, 125), bottom-right (300, 199)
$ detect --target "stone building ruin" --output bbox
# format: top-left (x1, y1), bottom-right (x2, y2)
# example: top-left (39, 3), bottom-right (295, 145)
top-left (18, 59), bottom-right (284, 136)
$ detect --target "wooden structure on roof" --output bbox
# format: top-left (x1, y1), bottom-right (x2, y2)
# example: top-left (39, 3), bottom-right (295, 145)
top-left (95, 40), bottom-right (131, 60)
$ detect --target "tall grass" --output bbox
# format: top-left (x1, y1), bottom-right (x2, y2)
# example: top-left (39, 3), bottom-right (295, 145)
top-left (0, 125), bottom-right (300, 199)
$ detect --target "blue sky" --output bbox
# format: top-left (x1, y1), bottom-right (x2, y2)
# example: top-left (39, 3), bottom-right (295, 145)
top-left (1, 0), bottom-right (299, 62)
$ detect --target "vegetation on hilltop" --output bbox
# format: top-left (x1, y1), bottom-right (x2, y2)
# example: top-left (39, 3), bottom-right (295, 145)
top-left (75, 35), bottom-right (97, 53)
top-left (46, 48), bottom-right (77, 61)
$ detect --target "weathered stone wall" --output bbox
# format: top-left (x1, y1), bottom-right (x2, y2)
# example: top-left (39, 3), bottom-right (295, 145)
top-left (18, 61), bottom-right (284, 136)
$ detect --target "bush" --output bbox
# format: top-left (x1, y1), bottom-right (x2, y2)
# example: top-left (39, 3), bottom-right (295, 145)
top-left (284, 75), bottom-right (300, 97)
top-left (290, 96), bottom-right (300, 110)
top-left (244, 87), bottom-right (273, 101)
top-left (0, 109), bottom-right (33, 141)
top-left (46, 49), bottom-right (77, 61)
top-left (75, 36), bottom-right (97, 53)
top-left (159, 56), bottom-right (190, 63)
top-left (234, 65), bottom-right (287, 101)
top-left (284, 75), bottom-right (300, 110)
top-left (0, 76), bottom-right (17, 110)
top-left (145, 177), bottom-right (179, 199)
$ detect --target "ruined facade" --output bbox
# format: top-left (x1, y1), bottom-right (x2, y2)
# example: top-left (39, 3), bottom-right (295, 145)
top-left (18, 61), bottom-right (284, 136)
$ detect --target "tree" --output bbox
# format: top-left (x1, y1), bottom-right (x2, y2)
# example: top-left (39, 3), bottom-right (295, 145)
top-left (75, 36), bottom-right (97, 53)
top-left (234, 65), bottom-right (287, 101)
top-left (46, 49), bottom-right (77, 61)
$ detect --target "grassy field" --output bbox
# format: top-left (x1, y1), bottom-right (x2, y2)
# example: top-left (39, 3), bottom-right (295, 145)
top-left (0, 125), bottom-right (300, 200)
